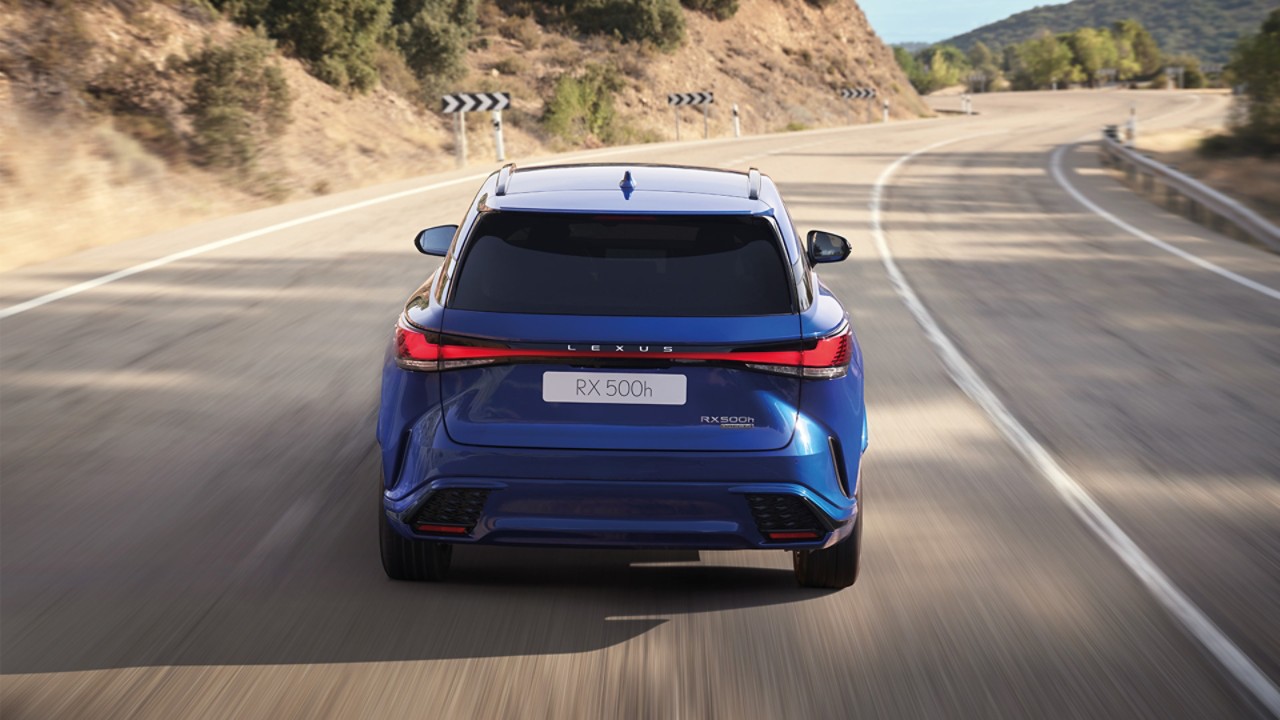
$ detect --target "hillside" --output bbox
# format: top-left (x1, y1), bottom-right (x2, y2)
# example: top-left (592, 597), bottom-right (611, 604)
top-left (0, 0), bottom-right (926, 272)
top-left (943, 0), bottom-right (1274, 63)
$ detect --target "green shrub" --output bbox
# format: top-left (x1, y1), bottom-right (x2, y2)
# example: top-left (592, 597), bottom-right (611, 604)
top-left (1065, 27), bottom-right (1118, 86)
top-left (372, 44), bottom-right (423, 98)
top-left (497, 15), bottom-right (541, 49)
top-left (214, 0), bottom-right (391, 92)
top-left (389, 0), bottom-right (476, 93)
top-left (491, 55), bottom-right (526, 75)
top-left (86, 57), bottom-right (186, 161)
top-left (894, 46), bottom-right (931, 94)
top-left (185, 31), bottom-right (292, 169)
top-left (902, 43), bottom-right (971, 94)
top-left (966, 41), bottom-right (1002, 91)
top-left (1014, 30), bottom-right (1074, 89)
top-left (680, 0), bottom-right (736, 21)
top-left (556, 0), bottom-right (685, 50)
top-left (542, 63), bottom-right (624, 144)
top-left (1162, 54), bottom-right (1205, 89)
top-left (1226, 9), bottom-right (1280, 153)
top-left (1112, 19), bottom-right (1162, 79)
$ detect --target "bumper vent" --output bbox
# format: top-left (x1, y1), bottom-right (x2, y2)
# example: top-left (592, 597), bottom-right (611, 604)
top-left (411, 488), bottom-right (491, 533)
top-left (746, 494), bottom-right (827, 541)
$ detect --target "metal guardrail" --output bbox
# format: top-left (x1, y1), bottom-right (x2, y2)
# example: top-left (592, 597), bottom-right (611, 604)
top-left (1097, 129), bottom-right (1280, 253)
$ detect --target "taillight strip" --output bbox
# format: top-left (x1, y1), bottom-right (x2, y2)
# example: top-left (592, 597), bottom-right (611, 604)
top-left (438, 343), bottom-right (805, 365)
top-left (394, 323), bottom-right (851, 376)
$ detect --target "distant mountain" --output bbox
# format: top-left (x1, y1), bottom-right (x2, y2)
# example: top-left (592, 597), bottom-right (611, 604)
top-left (942, 0), bottom-right (1275, 63)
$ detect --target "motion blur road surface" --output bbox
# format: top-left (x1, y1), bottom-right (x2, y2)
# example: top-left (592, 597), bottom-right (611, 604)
top-left (3, 91), bottom-right (1278, 719)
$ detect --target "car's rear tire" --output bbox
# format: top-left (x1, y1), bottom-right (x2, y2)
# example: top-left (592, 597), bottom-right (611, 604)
top-left (380, 500), bottom-right (452, 581)
top-left (793, 509), bottom-right (861, 589)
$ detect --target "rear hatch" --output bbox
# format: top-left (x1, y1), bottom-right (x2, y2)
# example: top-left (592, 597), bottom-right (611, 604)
top-left (430, 212), bottom-right (803, 452)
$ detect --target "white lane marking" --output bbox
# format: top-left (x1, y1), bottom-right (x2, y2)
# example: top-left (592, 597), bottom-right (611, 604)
top-left (0, 143), bottom-right (655, 320)
top-left (0, 175), bottom-right (494, 319)
top-left (1049, 143), bottom-right (1280, 302)
top-left (871, 133), bottom-right (1280, 718)
top-left (1, 120), bottom-right (939, 320)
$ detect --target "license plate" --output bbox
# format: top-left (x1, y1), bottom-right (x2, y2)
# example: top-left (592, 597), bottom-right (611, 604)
top-left (542, 371), bottom-right (686, 405)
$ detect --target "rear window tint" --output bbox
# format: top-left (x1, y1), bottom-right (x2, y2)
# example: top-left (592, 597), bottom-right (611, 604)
top-left (449, 213), bottom-right (794, 316)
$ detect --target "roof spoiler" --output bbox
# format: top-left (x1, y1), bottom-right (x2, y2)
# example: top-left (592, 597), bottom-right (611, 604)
top-left (747, 168), bottom-right (761, 200)
top-left (495, 163), bottom-right (516, 196)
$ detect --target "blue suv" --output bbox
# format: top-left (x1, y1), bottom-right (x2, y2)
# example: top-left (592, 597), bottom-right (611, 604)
top-left (377, 164), bottom-right (867, 588)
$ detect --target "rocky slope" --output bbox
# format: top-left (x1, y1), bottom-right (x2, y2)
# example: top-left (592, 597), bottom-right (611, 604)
top-left (0, 0), bottom-right (925, 270)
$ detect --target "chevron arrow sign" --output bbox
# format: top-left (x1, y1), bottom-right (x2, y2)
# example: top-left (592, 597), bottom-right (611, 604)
top-left (840, 87), bottom-right (877, 100)
top-left (441, 92), bottom-right (511, 114)
top-left (839, 87), bottom-right (880, 99)
top-left (667, 92), bottom-right (715, 106)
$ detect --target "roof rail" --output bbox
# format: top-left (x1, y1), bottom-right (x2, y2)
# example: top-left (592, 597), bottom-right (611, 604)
top-left (747, 168), bottom-right (761, 200)
top-left (495, 163), bottom-right (516, 196)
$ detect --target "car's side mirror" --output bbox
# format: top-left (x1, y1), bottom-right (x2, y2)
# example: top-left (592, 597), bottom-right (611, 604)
top-left (414, 225), bottom-right (457, 256)
top-left (806, 230), bottom-right (851, 264)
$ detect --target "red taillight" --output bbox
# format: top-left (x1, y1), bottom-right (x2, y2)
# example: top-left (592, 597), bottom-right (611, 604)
top-left (395, 324), bottom-right (509, 372)
top-left (746, 328), bottom-right (851, 379)
top-left (766, 531), bottom-right (821, 541)
top-left (414, 523), bottom-right (469, 535)
top-left (395, 325), bottom-right (441, 371)
top-left (394, 322), bottom-right (851, 378)
top-left (801, 331), bottom-right (851, 371)
top-left (396, 325), bottom-right (438, 361)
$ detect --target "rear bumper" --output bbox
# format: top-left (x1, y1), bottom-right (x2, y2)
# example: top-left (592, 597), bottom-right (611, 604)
top-left (381, 420), bottom-right (862, 549)
top-left (384, 476), bottom-right (858, 550)
top-left (378, 370), bottom-right (865, 549)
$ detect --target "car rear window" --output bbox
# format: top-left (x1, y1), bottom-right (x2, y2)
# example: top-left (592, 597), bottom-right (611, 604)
top-left (449, 213), bottom-right (794, 316)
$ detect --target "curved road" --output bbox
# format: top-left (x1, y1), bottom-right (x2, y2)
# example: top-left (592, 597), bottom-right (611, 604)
top-left (3, 91), bottom-right (1278, 719)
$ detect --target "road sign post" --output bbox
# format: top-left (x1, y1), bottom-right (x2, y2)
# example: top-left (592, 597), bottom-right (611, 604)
top-left (732, 103), bottom-right (741, 138)
top-left (455, 113), bottom-right (466, 168)
top-left (441, 92), bottom-right (511, 167)
top-left (668, 92), bottom-right (714, 140)
top-left (491, 110), bottom-right (505, 162)
top-left (883, 100), bottom-right (889, 123)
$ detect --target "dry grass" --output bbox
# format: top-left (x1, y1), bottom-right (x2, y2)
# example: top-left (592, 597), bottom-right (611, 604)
top-left (0, 110), bottom-right (253, 272)
top-left (1140, 129), bottom-right (1280, 226)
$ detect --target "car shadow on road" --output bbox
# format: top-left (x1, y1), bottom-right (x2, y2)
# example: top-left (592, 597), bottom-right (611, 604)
top-left (1, 481), bottom-right (825, 674)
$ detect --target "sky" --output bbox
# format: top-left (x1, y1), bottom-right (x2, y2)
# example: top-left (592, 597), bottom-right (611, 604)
top-left (858, 1), bottom-right (1068, 44)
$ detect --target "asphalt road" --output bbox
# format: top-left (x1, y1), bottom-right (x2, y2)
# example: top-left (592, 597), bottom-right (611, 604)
top-left (3, 90), bottom-right (1278, 719)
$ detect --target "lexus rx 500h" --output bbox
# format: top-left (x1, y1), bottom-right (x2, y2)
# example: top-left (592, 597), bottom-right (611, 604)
top-left (377, 163), bottom-right (867, 589)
